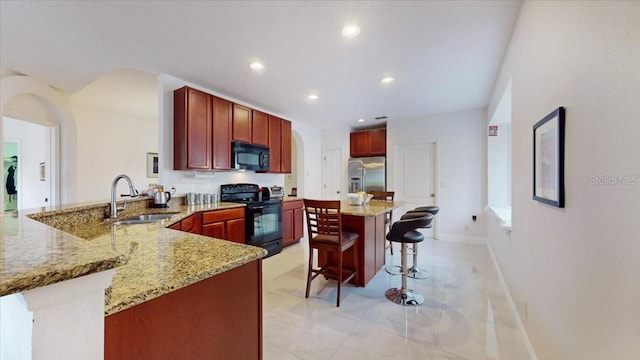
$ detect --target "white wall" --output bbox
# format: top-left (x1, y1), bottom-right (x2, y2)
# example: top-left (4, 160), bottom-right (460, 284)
top-left (158, 74), bottom-right (322, 198)
top-left (388, 109), bottom-right (488, 240)
top-left (70, 102), bottom-right (159, 202)
top-left (3, 117), bottom-right (51, 209)
top-left (487, 2), bottom-right (640, 359)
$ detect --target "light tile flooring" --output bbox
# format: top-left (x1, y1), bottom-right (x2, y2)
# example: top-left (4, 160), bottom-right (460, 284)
top-left (262, 237), bottom-right (531, 360)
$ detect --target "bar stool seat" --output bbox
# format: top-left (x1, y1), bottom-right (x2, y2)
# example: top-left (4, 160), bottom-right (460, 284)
top-left (384, 213), bottom-right (433, 306)
top-left (386, 206), bottom-right (440, 278)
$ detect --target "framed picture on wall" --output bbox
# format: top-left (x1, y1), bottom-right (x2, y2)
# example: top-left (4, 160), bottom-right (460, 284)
top-left (533, 107), bottom-right (565, 208)
top-left (147, 152), bottom-right (159, 178)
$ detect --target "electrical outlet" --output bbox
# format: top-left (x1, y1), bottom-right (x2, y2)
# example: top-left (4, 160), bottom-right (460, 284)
top-left (472, 215), bottom-right (477, 221)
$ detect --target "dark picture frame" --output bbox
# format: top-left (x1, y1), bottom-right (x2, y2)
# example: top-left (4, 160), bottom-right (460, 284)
top-left (533, 107), bottom-right (565, 207)
top-left (147, 152), bottom-right (159, 178)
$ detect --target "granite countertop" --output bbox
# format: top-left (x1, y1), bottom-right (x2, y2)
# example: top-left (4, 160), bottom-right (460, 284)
top-left (340, 199), bottom-right (405, 217)
top-left (0, 198), bottom-right (266, 315)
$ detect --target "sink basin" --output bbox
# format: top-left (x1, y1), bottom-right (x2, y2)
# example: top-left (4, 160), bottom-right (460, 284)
top-left (128, 213), bottom-right (178, 221)
top-left (111, 212), bottom-right (179, 226)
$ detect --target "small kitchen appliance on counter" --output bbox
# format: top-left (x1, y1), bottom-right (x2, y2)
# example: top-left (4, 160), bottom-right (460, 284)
top-left (153, 191), bottom-right (172, 208)
top-left (269, 185), bottom-right (284, 200)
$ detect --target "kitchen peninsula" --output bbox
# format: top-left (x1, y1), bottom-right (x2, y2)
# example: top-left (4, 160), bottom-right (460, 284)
top-left (0, 198), bottom-right (266, 359)
top-left (318, 199), bottom-right (405, 287)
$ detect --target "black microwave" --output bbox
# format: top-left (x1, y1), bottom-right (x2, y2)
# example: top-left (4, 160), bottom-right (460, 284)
top-left (232, 142), bottom-right (270, 171)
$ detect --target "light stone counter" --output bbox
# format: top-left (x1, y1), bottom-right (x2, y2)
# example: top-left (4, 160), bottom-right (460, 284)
top-left (0, 198), bottom-right (266, 315)
top-left (340, 199), bottom-right (404, 217)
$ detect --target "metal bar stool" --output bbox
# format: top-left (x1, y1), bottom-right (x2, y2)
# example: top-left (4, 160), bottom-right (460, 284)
top-left (404, 206), bottom-right (439, 279)
top-left (384, 213), bottom-right (434, 306)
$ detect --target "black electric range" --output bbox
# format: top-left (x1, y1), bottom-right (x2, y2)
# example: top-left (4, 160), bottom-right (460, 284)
top-left (220, 184), bottom-right (283, 258)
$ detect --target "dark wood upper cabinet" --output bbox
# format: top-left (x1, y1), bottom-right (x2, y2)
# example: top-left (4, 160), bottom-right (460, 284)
top-left (267, 116), bottom-right (291, 174)
top-left (281, 119), bottom-right (292, 173)
top-left (174, 86), bottom-right (291, 172)
top-left (252, 110), bottom-right (269, 146)
top-left (268, 115), bottom-right (282, 172)
top-left (232, 104), bottom-right (252, 143)
top-left (174, 86), bottom-right (212, 170)
top-left (350, 132), bottom-right (368, 158)
top-left (212, 96), bottom-right (232, 170)
top-left (350, 128), bottom-right (386, 157)
top-left (368, 129), bottom-right (387, 155)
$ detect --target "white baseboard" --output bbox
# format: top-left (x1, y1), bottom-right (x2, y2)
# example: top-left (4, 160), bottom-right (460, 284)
top-left (437, 233), bottom-right (486, 245)
top-left (486, 241), bottom-right (538, 360)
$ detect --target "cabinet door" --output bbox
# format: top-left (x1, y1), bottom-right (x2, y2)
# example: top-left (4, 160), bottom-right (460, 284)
top-left (293, 207), bottom-right (304, 241)
top-left (181, 213), bottom-right (202, 234)
top-left (212, 96), bottom-right (232, 170)
top-left (174, 87), bottom-right (212, 169)
top-left (202, 222), bottom-right (226, 239)
top-left (282, 209), bottom-right (294, 246)
top-left (226, 218), bottom-right (246, 243)
top-left (280, 119), bottom-right (292, 173)
top-left (350, 131), bottom-right (369, 158)
top-left (232, 104), bottom-right (252, 143)
top-left (252, 110), bottom-right (269, 146)
top-left (268, 115), bottom-right (282, 173)
top-left (368, 129), bottom-right (387, 156)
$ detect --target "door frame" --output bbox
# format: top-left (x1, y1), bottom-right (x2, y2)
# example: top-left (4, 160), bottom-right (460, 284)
top-left (391, 140), bottom-right (440, 239)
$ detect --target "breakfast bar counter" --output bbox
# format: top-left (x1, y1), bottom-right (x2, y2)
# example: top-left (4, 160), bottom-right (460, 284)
top-left (318, 200), bottom-right (405, 286)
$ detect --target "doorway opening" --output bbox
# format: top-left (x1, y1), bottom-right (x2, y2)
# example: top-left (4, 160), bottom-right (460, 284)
top-left (2, 116), bottom-right (55, 210)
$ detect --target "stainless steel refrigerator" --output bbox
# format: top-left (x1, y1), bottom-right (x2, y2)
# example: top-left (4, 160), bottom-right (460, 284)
top-left (348, 156), bottom-right (386, 193)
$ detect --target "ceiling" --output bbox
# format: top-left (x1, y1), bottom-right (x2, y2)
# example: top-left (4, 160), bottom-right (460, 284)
top-left (0, 1), bottom-right (521, 129)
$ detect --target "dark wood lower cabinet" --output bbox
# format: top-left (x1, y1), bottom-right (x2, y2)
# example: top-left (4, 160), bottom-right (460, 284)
top-left (105, 260), bottom-right (262, 360)
top-left (317, 213), bottom-right (386, 286)
top-left (282, 200), bottom-right (304, 247)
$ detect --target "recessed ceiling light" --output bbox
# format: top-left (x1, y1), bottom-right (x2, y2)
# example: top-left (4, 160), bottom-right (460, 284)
top-left (307, 94), bottom-right (319, 100)
top-left (342, 24), bottom-right (360, 38)
top-left (380, 77), bottom-right (394, 84)
top-left (249, 61), bottom-right (264, 71)
top-left (357, 118), bottom-right (365, 123)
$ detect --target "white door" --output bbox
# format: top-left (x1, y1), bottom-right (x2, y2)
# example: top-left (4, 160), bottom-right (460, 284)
top-left (394, 142), bottom-right (438, 238)
top-left (322, 148), bottom-right (342, 200)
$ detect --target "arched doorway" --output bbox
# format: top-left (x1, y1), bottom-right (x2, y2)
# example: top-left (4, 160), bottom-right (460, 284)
top-left (1, 74), bottom-right (78, 208)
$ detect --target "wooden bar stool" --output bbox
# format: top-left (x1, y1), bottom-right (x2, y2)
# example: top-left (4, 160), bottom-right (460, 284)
top-left (303, 199), bottom-right (359, 307)
top-left (384, 214), bottom-right (433, 306)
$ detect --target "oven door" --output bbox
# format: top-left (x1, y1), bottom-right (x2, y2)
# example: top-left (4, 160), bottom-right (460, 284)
top-left (246, 202), bottom-right (283, 246)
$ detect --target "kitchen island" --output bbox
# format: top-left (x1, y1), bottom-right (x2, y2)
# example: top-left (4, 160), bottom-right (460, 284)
top-left (318, 199), bottom-right (404, 287)
top-left (0, 198), bottom-right (266, 359)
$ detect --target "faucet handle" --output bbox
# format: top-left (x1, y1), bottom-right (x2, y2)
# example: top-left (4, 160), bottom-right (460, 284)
top-left (117, 198), bottom-right (128, 212)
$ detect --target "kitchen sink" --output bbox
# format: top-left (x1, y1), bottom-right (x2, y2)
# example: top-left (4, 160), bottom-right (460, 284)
top-left (111, 212), bottom-right (179, 226)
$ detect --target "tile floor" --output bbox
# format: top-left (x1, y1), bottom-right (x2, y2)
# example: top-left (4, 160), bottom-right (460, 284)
top-left (261, 236), bottom-right (531, 360)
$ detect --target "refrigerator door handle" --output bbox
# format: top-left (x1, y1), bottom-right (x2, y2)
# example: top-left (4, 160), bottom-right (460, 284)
top-left (361, 167), bottom-right (366, 191)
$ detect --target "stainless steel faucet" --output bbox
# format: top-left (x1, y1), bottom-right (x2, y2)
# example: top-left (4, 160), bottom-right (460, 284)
top-left (110, 174), bottom-right (138, 218)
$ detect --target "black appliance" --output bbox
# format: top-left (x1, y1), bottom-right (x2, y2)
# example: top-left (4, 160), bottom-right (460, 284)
top-left (220, 183), bottom-right (282, 258)
top-left (232, 142), bottom-right (270, 172)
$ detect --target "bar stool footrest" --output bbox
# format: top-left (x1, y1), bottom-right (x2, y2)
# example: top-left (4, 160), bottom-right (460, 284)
top-left (384, 265), bottom-right (403, 276)
top-left (407, 266), bottom-right (431, 279)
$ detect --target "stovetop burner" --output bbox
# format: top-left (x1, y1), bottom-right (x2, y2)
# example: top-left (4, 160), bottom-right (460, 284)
top-left (220, 183), bottom-right (282, 206)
